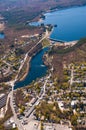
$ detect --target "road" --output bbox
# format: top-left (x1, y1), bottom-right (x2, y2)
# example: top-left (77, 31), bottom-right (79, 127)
top-left (16, 29), bottom-right (49, 80)
top-left (5, 30), bottom-right (50, 130)
top-left (26, 73), bottom-right (51, 116)
top-left (69, 66), bottom-right (86, 86)
top-left (10, 90), bottom-right (25, 130)
top-left (9, 73), bottom-right (51, 130)
top-left (70, 67), bottom-right (74, 86)
top-left (23, 73), bottom-right (51, 130)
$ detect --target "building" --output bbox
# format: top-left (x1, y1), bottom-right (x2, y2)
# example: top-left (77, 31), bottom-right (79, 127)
top-left (0, 94), bottom-right (7, 118)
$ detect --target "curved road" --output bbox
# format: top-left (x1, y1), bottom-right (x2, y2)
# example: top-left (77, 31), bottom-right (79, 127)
top-left (6, 30), bottom-right (50, 130)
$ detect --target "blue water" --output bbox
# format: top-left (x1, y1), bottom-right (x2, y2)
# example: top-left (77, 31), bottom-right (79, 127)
top-left (14, 48), bottom-right (48, 89)
top-left (30, 6), bottom-right (86, 42)
top-left (14, 6), bottom-right (86, 89)
top-left (0, 33), bottom-right (4, 39)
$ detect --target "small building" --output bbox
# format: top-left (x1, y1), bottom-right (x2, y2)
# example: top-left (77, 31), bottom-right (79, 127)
top-left (71, 100), bottom-right (78, 109)
top-left (4, 117), bottom-right (16, 129)
top-left (0, 94), bottom-right (7, 109)
top-left (0, 94), bottom-right (7, 118)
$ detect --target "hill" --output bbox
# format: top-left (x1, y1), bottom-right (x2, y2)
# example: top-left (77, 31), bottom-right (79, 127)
top-left (45, 38), bottom-right (86, 82)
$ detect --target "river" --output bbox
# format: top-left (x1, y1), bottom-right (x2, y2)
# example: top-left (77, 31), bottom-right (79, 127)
top-left (14, 6), bottom-right (86, 89)
top-left (14, 48), bottom-right (48, 89)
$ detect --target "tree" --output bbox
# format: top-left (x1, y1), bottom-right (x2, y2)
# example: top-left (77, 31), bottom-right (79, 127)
top-left (40, 121), bottom-right (44, 130)
top-left (71, 115), bottom-right (77, 126)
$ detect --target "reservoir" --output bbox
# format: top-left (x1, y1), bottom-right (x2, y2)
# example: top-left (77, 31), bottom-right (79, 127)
top-left (14, 48), bottom-right (48, 89)
top-left (14, 6), bottom-right (86, 89)
top-left (30, 6), bottom-right (86, 42)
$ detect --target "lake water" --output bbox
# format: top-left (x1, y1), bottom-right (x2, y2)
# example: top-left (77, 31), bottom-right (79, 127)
top-left (30, 6), bottom-right (86, 42)
top-left (0, 33), bottom-right (4, 39)
top-left (14, 48), bottom-right (48, 89)
top-left (14, 6), bottom-right (86, 89)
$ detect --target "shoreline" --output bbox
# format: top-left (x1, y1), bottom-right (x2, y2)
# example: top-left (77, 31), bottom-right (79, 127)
top-left (16, 39), bottom-right (78, 85)
top-left (15, 47), bottom-right (46, 84)
top-left (3, 29), bottom-right (51, 87)
top-left (18, 57), bottom-right (31, 82)
top-left (33, 5), bottom-right (86, 23)
top-left (4, 31), bottom-right (78, 87)
top-left (30, 6), bottom-right (86, 44)
top-left (6, 39), bottom-right (78, 89)
top-left (46, 4), bottom-right (86, 14)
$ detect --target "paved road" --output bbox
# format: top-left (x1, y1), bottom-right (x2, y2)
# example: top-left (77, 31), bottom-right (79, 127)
top-left (16, 29), bottom-right (49, 80)
top-left (73, 80), bottom-right (86, 83)
top-left (23, 73), bottom-right (51, 130)
top-left (6, 30), bottom-right (50, 130)
top-left (25, 73), bottom-right (51, 116)
top-left (70, 67), bottom-right (74, 86)
top-left (10, 90), bottom-right (25, 130)
top-left (70, 66), bottom-right (86, 85)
